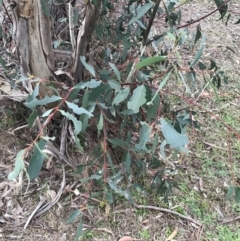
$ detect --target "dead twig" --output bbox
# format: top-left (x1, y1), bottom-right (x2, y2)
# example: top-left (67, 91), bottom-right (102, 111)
top-left (202, 140), bottom-right (237, 152)
top-left (134, 204), bottom-right (202, 227)
top-left (219, 216), bottom-right (240, 224)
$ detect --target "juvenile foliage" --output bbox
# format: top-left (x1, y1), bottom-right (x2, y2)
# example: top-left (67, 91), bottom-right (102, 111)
top-left (1, 0), bottom-right (239, 238)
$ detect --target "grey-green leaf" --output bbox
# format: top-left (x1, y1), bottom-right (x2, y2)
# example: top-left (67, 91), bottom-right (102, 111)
top-left (8, 149), bottom-right (26, 180)
top-left (28, 139), bottom-right (47, 180)
top-left (42, 108), bottom-right (54, 117)
top-left (67, 209), bottom-right (81, 224)
top-left (65, 101), bottom-right (93, 117)
top-left (160, 118), bottom-right (189, 151)
top-left (108, 79), bottom-right (121, 92)
top-left (128, 85), bottom-right (146, 113)
top-left (135, 122), bottom-right (151, 151)
top-left (125, 151), bottom-right (131, 175)
top-left (235, 187), bottom-right (240, 203)
top-left (136, 56), bottom-right (167, 70)
top-left (226, 185), bottom-right (234, 200)
top-left (147, 71), bottom-right (172, 105)
top-left (108, 139), bottom-right (129, 147)
top-left (28, 109), bottom-right (38, 127)
top-left (74, 79), bottom-right (102, 90)
top-left (128, 2), bottom-right (154, 25)
top-left (75, 219), bottom-right (83, 241)
top-left (147, 93), bottom-right (160, 121)
top-left (25, 95), bottom-right (62, 109)
top-left (59, 110), bottom-right (82, 135)
top-left (40, 0), bottom-right (51, 16)
top-left (190, 33), bottom-right (205, 68)
top-left (88, 84), bottom-right (109, 102)
top-left (112, 87), bottom-right (130, 106)
top-left (109, 62), bottom-right (121, 82)
top-left (80, 56), bottom-right (96, 77)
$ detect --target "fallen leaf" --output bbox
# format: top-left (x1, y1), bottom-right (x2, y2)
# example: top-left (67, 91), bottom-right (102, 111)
top-left (142, 219), bottom-right (149, 224)
top-left (166, 227), bottom-right (178, 241)
top-left (73, 188), bottom-right (80, 196)
top-left (105, 204), bottom-right (110, 216)
top-left (47, 190), bottom-right (56, 200)
top-left (199, 178), bottom-right (204, 192)
top-left (119, 236), bottom-right (133, 241)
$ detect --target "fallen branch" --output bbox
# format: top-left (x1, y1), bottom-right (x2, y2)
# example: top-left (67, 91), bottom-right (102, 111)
top-left (202, 140), bottom-right (237, 152)
top-left (219, 216), bottom-right (240, 224)
top-left (134, 204), bottom-right (202, 227)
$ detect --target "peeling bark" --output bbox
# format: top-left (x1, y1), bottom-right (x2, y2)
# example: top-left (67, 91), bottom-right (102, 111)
top-left (15, 0), bottom-right (55, 98)
top-left (15, 0), bottom-right (100, 92)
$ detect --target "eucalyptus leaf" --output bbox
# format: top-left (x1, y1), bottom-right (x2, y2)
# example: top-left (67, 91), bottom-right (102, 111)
top-left (125, 151), bottom-right (131, 175)
top-left (81, 174), bottom-right (102, 183)
top-left (65, 101), bottom-right (93, 117)
top-left (147, 71), bottom-right (172, 105)
top-left (59, 110), bottom-right (82, 135)
top-left (235, 187), bottom-right (240, 203)
top-left (226, 185), bottom-right (234, 200)
top-left (25, 95), bottom-right (62, 109)
top-left (80, 56), bottom-right (96, 77)
top-left (8, 149), bottom-right (26, 180)
top-left (108, 139), bottom-right (129, 147)
top-left (28, 109), bottom-right (38, 127)
top-left (28, 139), bottom-right (47, 180)
top-left (108, 79), bottom-right (121, 92)
top-left (109, 62), bottom-right (121, 82)
top-left (160, 118), bottom-right (189, 151)
top-left (40, 0), bottom-right (50, 16)
top-left (75, 219), bottom-right (83, 241)
top-left (135, 122), bottom-right (151, 152)
top-left (42, 108), bottom-right (54, 117)
top-left (89, 84), bottom-right (109, 102)
top-left (67, 209), bottom-right (81, 224)
top-left (128, 2), bottom-right (154, 25)
top-left (74, 79), bottom-right (102, 89)
top-left (112, 87), bottom-right (130, 106)
top-left (136, 56), bottom-right (167, 70)
top-left (127, 85), bottom-right (146, 113)
top-left (147, 92), bottom-right (160, 121)
top-left (190, 33), bottom-right (205, 68)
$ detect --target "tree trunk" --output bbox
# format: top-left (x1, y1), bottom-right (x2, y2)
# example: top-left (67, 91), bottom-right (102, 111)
top-left (15, 0), bottom-right (54, 77)
top-left (13, 0), bottom-right (100, 94)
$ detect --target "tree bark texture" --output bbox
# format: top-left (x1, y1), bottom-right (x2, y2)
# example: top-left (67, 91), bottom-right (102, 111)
top-left (71, 1), bottom-right (100, 84)
top-left (13, 0), bottom-right (100, 91)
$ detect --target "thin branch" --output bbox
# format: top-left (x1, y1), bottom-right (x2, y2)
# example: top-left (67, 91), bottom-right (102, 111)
top-left (219, 215), bottom-right (240, 224)
top-left (60, 117), bottom-right (68, 154)
top-left (68, 2), bottom-right (76, 49)
top-left (126, 0), bottom-right (162, 83)
top-left (134, 204), bottom-right (202, 226)
top-left (147, 0), bottom-right (232, 45)
top-left (141, 0), bottom-right (162, 53)
top-left (202, 140), bottom-right (237, 152)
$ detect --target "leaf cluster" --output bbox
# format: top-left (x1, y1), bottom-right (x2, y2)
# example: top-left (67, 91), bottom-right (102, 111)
top-left (3, 0), bottom-right (240, 239)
